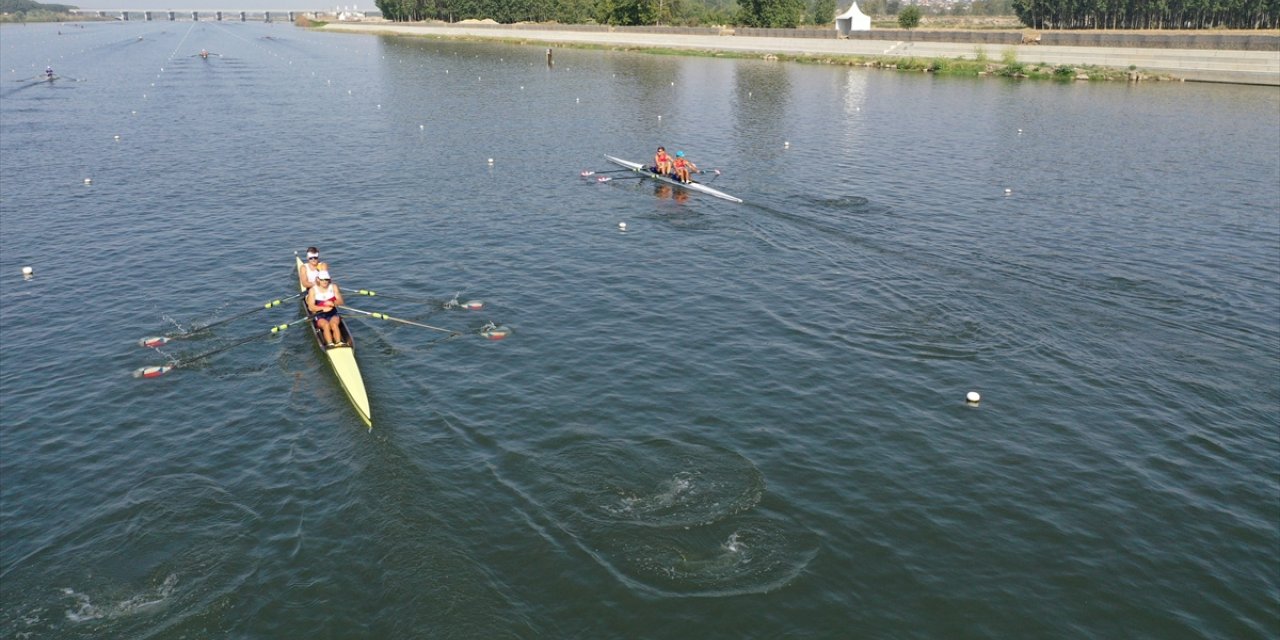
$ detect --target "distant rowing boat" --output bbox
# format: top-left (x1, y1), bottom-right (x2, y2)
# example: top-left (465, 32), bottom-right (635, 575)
top-left (603, 154), bottom-right (743, 203)
top-left (296, 255), bottom-right (372, 429)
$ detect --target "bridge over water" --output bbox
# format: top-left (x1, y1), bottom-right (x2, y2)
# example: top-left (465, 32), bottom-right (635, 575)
top-left (69, 9), bottom-right (317, 22)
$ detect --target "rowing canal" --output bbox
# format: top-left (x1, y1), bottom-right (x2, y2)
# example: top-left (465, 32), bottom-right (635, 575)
top-left (1, 20), bottom-right (1277, 639)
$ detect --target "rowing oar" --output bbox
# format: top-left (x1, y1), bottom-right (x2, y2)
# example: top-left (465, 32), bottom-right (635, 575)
top-left (580, 169), bottom-right (632, 177)
top-left (594, 175), bottom-right (647, 183)
top-left (350, 289), bottom-right (484, 310)
top-left (134, 317), bottom-right (307, 378)
top-left (340, 305), bottom-right (459, 335)
top-left (138, 292), bottom-right (302, 347)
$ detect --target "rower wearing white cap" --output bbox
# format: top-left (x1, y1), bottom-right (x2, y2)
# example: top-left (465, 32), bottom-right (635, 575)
top-left (298, 246), bottom-right (329, 290)
top-left (307, 269), bottom-right (346, 347)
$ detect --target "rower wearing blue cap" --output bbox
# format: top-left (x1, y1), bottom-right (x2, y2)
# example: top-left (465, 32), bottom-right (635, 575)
top-left (672, 151), bottom-right (699, 184)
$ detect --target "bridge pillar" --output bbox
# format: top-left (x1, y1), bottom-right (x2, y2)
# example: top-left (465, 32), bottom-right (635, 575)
top-left (264, 11), bottom-right (272, 22)
top-left (240, 11), bottom-right (247, 21)
top-left (216, 11), bottom-right (222, 20)
top-left (121, 11), bottom-right (129, 20)
top-left (97, 10), bottom-right (106, 17)
top-left (144, 11), bottom-right (151, 20)
top-left (192, 10), bottom-right (199, 20)
top-left (288, 11), bottom-right (296, 21)
top-left (168, 10), bottom-right (175, 20)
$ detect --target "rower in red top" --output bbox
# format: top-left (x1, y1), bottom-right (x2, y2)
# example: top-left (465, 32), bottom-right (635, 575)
top-left (653, 146), bottom-right (674, 176)
top-left (672, 151), bottom-right (699, 184)
top-left (307, 270), bottom-right (347, 348)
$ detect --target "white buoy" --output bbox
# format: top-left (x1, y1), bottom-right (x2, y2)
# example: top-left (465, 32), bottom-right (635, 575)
top-left (487, 158), bottom-right (494, 165)
top-left (657, 115), bottom-right (662, 121)
top-left (376, 104), bottom-right (381, 109)
top-left (1004, 188), bottom-right (1012, 195)
top-left (670, 81), bottom-right (675, 86)
top-left (618, 222), bottom-right (627, 231)
top-left (1017, 128), bottom-right (1023, 134)
top-left (784, 141), bottom-right (790, 148)
top-left (966, 391), bottom-right (981, 404)
top-left (22, 266), bottom-right (34, 277)
top-left (113, 135), bottom-right (120, 140)
top-left (83, 178), bottom-right (92, 184)
top-left (419, 124), bottom-right (424, 130)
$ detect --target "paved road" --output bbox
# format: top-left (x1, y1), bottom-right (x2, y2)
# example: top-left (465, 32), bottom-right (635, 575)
top-left (323, 22), bottom-right (1280, 86)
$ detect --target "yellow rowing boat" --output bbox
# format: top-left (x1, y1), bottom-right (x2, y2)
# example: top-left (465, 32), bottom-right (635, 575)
top-left (296, 255), bottom-right (372, 429)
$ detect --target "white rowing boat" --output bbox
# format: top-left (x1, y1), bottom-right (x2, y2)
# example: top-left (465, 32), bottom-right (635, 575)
top-left (296, 255), bottom-right (372, 429)
top-left (603, 154), bottom-right (743, 203)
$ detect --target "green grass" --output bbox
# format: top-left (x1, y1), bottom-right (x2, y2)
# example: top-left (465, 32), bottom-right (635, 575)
top-left (332, 29), bottom-right (1165, 83)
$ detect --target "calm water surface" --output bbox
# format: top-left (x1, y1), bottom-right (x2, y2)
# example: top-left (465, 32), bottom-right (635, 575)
top-left (1, 20), bottom-right (1278, 639)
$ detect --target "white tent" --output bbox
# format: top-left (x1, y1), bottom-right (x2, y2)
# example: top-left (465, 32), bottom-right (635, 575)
top-left (835, 2), bottom-right (872, 36)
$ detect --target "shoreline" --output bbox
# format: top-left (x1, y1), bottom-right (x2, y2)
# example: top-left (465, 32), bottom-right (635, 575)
top-left (319, 22), bottom-right (1280, 86)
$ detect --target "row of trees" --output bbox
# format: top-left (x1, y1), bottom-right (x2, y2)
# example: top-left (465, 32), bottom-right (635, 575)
top-left (1013, 0), bottom-right (1278, 28)
top-left (373, 0), bottom-right (1277, 27)
top-left (373, 0), bottom-right (846, 26)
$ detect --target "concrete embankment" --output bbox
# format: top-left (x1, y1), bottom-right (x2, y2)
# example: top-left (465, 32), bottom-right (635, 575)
top-left (321, 22), bottom-right (1280, 86)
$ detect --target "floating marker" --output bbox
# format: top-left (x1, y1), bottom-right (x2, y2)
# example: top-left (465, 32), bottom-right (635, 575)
top-left (83, 178), bottom-right (92, 184)
top-left (784, 141), bottom-right (790, 148)
top-left (113, 135), bottom-right (120, 140)
top-left (966, 391), bottom-right (981, 404)
top-left (658, 115), bottom-right (662, 121)
top-left (21, 266), bottom-right (33, 277)
top-left (1017, 128), bottom-right (1023, 134)
top-left (618, 222), bottom-right (627, 231)
top-left (670, 81), bottom-right (675, 86)
top-left (1004, 188), bottom-right (1012, 195)
top-left (419, 124), bottom-right (424, 130)
top-left (377, 104), bottom-right (381, 109)
top-left (488, 158), bottom-right (494, 165)
top-left (135, 365), bottom-right (174, 378)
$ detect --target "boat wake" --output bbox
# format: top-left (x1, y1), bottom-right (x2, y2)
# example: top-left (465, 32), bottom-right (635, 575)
top-left (0, 474), bottom-right (261, 638)
top-left (521, 437), bottom-right (817, 598)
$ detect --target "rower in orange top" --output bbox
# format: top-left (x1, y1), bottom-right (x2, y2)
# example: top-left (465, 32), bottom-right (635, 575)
top-left (672, 151), bottom-right (699, 184)
top-left (653, 146), bottom-right (674, 176)
top-left (307, 270), bottom-right (346, 347)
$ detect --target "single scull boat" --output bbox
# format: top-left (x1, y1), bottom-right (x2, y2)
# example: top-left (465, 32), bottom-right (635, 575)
top-left (296, 255), bottom-right (372, 429)
top-left (603, 154), bottom-right (743, 203)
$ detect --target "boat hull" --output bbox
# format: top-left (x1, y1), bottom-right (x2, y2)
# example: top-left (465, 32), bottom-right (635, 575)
top-left (296, 256), bottom-right (372, 428)
top-left (603, 154), bottom-right (743, 203)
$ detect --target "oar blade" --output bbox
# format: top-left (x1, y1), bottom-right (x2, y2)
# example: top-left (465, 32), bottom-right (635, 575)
top-left (134, 365), bottom-right (175, 378)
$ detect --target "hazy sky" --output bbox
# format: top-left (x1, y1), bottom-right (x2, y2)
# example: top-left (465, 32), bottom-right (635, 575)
top-left (72, 0), bottom-right (368, 12)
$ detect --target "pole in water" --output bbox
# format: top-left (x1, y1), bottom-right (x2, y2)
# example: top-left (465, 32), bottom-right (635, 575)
top-left (546, 48), bottom-right (553, 66)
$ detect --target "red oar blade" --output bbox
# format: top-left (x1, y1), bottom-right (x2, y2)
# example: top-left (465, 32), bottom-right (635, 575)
top-left (134, 365), bottom-right (175, 378)
top-left (139, 336), bottom-right (170, 348)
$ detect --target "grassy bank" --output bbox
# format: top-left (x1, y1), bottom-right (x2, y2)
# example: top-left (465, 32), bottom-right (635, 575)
top-left (333, 28), bottom-right (1175, 82)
